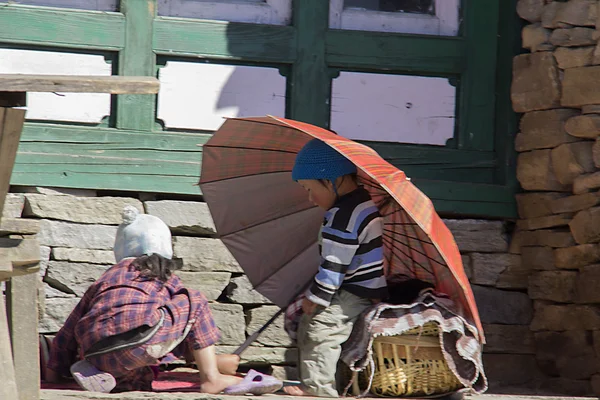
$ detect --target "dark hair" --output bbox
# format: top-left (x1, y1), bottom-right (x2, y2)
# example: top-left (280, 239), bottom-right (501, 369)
top-left (131, 253), bottom-right (180, 282)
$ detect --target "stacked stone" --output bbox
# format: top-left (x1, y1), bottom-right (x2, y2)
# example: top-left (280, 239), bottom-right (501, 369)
top-left (445, 219), bottom-right (537, 393)
top-left (513, 0), bottom-right (600, 396)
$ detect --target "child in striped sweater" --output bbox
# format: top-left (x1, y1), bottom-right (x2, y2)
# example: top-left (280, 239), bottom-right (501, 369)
top-left (284, 139), bottom-right (388, 398)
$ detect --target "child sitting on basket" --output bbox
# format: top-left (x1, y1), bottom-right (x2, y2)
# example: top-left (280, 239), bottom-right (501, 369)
top-left (284, 139), bottom-right (388, 398)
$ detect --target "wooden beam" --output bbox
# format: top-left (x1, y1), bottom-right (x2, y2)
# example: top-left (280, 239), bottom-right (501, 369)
top-left (6, 274), bottom-right (40, 400)
top-left (0, 107), bottom-right (25, 223)
top-left (0, 75), bottom-right (159, 94)
top-left (0, 238), bottom-right (40, 268)
top-left (116, 0), bottom-right (157, 131)
top-left (0, 92), bottom-right (26, 108)
top-left (0, 3), bottom-right (125, 50)
top-left (326, 30), bottom-right (465, 74)
top-left (0, 294), bottom-right (19, 400)
top-left (0, 219), bottom-right (40, 236)
top-left (154, 18), bottom-right (297, 63)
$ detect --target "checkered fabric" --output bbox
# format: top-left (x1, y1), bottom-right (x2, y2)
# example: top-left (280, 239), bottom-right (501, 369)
top-left (48, 258), bottom-right (221, 382)
top-left (200, 116), bottom-right (485, 343)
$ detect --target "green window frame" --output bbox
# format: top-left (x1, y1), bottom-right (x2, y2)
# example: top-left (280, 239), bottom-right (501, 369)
top-left (0, 0), bottom-right (520, 217)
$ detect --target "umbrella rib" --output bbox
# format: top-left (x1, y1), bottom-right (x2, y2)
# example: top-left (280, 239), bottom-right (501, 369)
top-left (200, 169), bottom-right (293, 184)
top-left (382, 236), bottom-right (415, 274)
top-left (383, 228), bottom-right (433, 245)
top-left (219, 203), bottom-right (318, 239)
top-left (382, 232), bottom-right (443, 270)
top-left (204, 144), bottom-right (299, 155)
top-left (382, 236), bottom-right (434, 277)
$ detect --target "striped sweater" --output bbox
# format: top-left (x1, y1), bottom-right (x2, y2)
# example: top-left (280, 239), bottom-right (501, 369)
top-left (306, 187), bottom-right (388, 307)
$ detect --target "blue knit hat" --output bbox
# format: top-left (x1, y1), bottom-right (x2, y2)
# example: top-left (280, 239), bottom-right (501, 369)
top-left (292, 139), bottom-right (357, 182)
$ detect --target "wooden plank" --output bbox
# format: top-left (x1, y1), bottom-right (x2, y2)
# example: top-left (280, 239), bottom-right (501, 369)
top-left (0, 75), bottom-right (159, 94)
top-left (18, 122), bottom-right (209, 150)
top-left (326, 30), bottom-right (465, 74)
top-left (411, 179), bottom-right (517, 218)
top-left (456, 0), bottom-right (500, 151)
top-left (6, 274), bottom-right (40, 400)
top-left (366, 142), bottom-right (496, 183)
top-left (288, 0), bottom-right (330, 128)
top-left (0, 92), bottom-right (26, 108)
top-left (116, 0), bottom-right (157, 131)
top-left (0, 219), bottom-right (40, 236)
top-left (14, 154), bottom-right (200, 175)
top-left (0, 238), bottom-right (40, 268)
top-left (0, 260), bottom-right (12, 276)
top-left (0, 294), bottom-right (19, 400)
top-left (0, 108), bottom-right (26, 223)
top-left (0, 3), bottom-right (125, 50)
top-left (10, 170), bottom-right (200, 195)
top-left (153, 18), bottom-right (297, 63)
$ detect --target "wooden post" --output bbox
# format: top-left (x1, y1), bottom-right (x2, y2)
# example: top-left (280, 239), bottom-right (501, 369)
top-left (7, 274), bottom-right (40, 400)
top-left (0, 293), bottom-right (19, 399)
top-left (0, 106), bottom-right (26, 219)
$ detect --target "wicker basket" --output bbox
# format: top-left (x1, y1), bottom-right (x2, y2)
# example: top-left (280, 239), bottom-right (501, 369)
top-left (357, 322), bottom-right (463, 397)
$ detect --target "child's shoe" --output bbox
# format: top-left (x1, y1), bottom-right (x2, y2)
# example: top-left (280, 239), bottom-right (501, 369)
top-left (223, 369), bottom-right (283, 395)
top-left (70, 360), bottom-right (116, 393)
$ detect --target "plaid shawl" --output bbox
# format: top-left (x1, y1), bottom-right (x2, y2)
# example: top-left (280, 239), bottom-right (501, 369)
top-left (340, 290), bottom-right (487, 394)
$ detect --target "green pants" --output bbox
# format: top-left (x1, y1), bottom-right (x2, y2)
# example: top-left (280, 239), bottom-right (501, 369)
top-left (297, 290), bottom-right (372, 398)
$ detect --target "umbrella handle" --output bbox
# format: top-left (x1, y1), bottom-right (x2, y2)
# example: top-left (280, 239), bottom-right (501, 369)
top-left (233, 308), bottom-right (285, 356)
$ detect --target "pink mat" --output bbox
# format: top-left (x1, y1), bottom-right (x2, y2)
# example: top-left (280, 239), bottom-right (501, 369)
top-left (42, 371), bottom-right (202, 392)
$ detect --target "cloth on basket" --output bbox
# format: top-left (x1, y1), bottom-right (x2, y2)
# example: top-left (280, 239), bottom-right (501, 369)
top-left (340, 289), bottom-right (488, 394)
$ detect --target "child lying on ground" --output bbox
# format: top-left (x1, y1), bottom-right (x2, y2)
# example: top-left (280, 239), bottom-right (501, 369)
top-left (44, 206), bottom-right (281, 395)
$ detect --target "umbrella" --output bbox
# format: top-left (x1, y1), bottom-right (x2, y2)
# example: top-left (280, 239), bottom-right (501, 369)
top-left (199, 116), bottom-right (485, 344)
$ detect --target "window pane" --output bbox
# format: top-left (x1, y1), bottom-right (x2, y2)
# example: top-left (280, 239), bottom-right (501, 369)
top-left (15, 0), bottom-right (118, 11)
top-left (331, 0), bottom-right (459, 36)
top-left (331, 71), bottom-right (455, 146)
top-left (0, 49), bottom-right (111, 123)
top-left (157, 0), bottom-right (291, 25)
top-left (157, 62), bottom-right (286, 131)
top-left (344, 0), bottom-right (434, 15)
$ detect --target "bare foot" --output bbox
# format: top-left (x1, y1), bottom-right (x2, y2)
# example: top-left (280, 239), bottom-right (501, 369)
top-left (217, 354), bottom-right (240, 376)
top-left (283, 385), bottom-right (313, 396)
top-left (199, 373), bottom-right (242, 394)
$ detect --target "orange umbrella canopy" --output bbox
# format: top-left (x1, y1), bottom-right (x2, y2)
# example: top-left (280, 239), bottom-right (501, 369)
top-left (200, 116), bottom-right (484, 343)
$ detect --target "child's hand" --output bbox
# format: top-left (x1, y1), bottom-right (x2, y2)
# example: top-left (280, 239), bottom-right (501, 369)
top-left (302, 298), bottom-right (318, 315)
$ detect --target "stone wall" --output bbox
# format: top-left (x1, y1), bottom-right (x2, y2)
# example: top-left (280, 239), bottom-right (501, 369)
top-left (2, 186), bottom-right (537, 391)
top-left (512, 0), bottom-right (600, 396)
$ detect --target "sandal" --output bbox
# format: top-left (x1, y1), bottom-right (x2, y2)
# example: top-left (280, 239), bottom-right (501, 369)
top-left (223, 369), bottom-right (283, 395)
top-left (70, 360), bottom-right (116, 393)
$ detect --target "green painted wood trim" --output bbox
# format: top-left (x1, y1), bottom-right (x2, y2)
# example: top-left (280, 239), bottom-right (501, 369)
top-left (11, 122), bottom-right (515, 217)
top-left (493, 0), bottom-right (521, 190)
top-left (115, 0), bottom-right (157, 131)
top-left (153, 18), bottom-right (296, 63)
top-left (456, 0), bottom-right (500, 151)
top-left (367, 142), bottom-right (496, 183)
top-left (12, 123), bottom-right (206, 193)
top-left (0, 3), bottom-right (124, 50)
top-left (288, 0), bottom-right (330, 127)
top-left (411, 180), bottom-right (516, 218)
top-left (325, 31), bottom-right (465, 75)
top-left (18, 123), bottom-right (208, 150)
